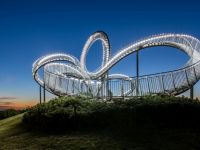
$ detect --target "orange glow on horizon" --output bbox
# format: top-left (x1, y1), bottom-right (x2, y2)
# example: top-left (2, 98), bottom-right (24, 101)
top-left (0, 100), bottom-right (38, 110)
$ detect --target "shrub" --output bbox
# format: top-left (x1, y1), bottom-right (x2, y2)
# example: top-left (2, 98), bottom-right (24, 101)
top-left (23, 95), bottom-right (200, 132)
top-left (0, 109), bottom-right (23, 120)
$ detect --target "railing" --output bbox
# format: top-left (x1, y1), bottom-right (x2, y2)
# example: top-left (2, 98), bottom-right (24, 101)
top-left (43, 59), bottom-right (200, 98)
top-left (32, 32), bottom-right (200, 99)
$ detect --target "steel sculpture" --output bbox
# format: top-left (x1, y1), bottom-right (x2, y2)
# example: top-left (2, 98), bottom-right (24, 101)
top-left (32, 31), bottom-right (200, 99)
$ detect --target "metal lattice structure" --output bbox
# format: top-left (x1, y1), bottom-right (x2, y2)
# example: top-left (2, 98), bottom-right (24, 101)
top-left (32, 31), bottom-right (200, 99)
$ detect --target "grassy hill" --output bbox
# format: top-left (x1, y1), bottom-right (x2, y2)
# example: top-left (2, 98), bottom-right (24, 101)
top-left (1, 96), bottom-right (200, 149)
top-left (0, 113), bottom-right (122, 149)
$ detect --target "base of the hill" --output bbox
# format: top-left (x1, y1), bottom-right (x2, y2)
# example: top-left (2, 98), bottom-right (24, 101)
top-left (1, 114), bottom-right (200, 150)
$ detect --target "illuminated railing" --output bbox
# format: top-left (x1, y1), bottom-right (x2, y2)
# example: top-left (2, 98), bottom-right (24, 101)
top-left (32, 31), bottom-right (200, 98)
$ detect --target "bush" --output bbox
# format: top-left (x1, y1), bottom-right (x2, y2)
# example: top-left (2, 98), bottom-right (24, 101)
top-left (23, 95), bottom-right (200, 132)
top-left (0, 109), bottom-right (24, 120)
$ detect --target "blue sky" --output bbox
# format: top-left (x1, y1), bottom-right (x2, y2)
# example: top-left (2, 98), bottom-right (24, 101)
top-left (0, 0), bottom-right (200, 108)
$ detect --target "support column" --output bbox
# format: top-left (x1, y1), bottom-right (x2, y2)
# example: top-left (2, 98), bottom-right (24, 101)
top-left (121, 79), bottom-right (124, 99)
top-left (136, 50), bottom-right (139, 97)
top-left (72, 80), bottom-right (74, 94)
top-left (39, 85), bottom-right (42, 104)
top-left (106, 72), bottom-right (109, 100)
top-left (147, 77), bottom-right (151, 95)
top-left (190, 86), bottom-right (194, 100)
top-left (43, 83), bottom-right (46, 103)
top-left (171, 73), bottom-right (176, 91)
top-left (81, 81), bottom-right (83, 93)
top-left (101, 77), bottom-right (104, 99)
top-left (43, 68), bottom-right (46, 103)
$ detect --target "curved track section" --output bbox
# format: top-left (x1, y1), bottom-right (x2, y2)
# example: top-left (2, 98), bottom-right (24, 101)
top-left (32, 32), bottom-right (200, 98)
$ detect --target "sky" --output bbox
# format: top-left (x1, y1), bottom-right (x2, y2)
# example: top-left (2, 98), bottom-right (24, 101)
top-left (0, 0), bottom-right (200, 109)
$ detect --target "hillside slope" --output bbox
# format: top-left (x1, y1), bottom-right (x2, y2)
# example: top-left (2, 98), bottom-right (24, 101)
top-left (0, 114), bottom-right (122, 150)
top-left (1, 108), bottom-right (200, 149)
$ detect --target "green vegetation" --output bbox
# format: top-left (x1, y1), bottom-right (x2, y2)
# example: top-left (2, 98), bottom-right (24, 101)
top-left (0, 109), bottom-right (24, 120)
top-left (1, 96), bottom-right (200, 149)
top-left (0, 114), bottom-right (122, 149)
top-left (23, 95), bottom-right (200, 131)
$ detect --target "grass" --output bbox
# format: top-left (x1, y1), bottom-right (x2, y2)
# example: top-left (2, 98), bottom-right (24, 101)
top-left (0, 114), bottom-right (122, 149)
top-left (0, 109), bottom-right (23, 120)
top-left (1, 114), bottom-right (200, 149)
top-left (2, 96), bottom-right (200, 149)
top-left (0, 113), bottom-right (24, 137)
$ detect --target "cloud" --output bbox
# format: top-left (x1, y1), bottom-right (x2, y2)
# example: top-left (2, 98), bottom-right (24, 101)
top-left (0, 98), bottom-right (16, 110)
top-left (0, 101), bottom-right (15, 110)
top-left (0, 101), bottom-right (14, 105)
top-left (0, 97), bottom-right (17, 100)
top-left (0, 105), bottom-right (12, 110)
top-left (0, 99), bottom-right (37, 110)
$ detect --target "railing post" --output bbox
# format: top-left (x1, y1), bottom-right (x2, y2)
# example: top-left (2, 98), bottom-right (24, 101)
top-left (43, 69), bottom-right (46, 103)
top-left (159, 75), bottom-right (165, 92)
top-left (80, 81), bottom-right (83, 93)
top-left (77, 80), bottom-right (80, 95)
top-left (190, 66), bottom-right (197, 100)
top-left (147, 77), bottom-right (151, 95)
top-left (47, 72), bottom-right (50, 88)
top-left (190, 86), bottom-right (194, 100)
top-left (72, 80), bottom-right (74, 94)
top-left (136, 50), bottom-right (139, 97)
top-left (54, 76), bottom-right (57, 91)
top-left (131, 79), bottom-right (134, 96)
top-left (121, 79), bottom-right (124, 99)
top-left (161, 75), bottom-right (165, 92)
top-left (39, 85), bottom-right (42, 104)
top-left (43, 83), bottom-right (46, 103)
top-left (193, 66), bottom-right (198, 81)
top-left (105, 73), bottom-right (109, 100)
top-left (101, 78), bottom-right (104, 99)
top-left (106, 78), bottom-right (110, 99)
top-left (171, 73), bottom-right (176, 91)
top-left (97, 83), bottom-right (100, 98)
top-left (86, 81), bottom-right (89, 95)
top-left (185, 69), bottom-right (190, 86)
top-left (66, 79), bottom-right (69, 93)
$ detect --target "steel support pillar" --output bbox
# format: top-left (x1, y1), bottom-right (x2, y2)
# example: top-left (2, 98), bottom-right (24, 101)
top-left (43, 68), bottom-right (46, 103)
top-left (105, 72), bottom-right (109, 100)
top-left (43, 83), bottom-right (46, 103)
top-left (39, 85), bottom-right (42, 104)
top-left (190, 86), bottom-right (194, 100)
top-left (136, 50), bottom-right (139, 96)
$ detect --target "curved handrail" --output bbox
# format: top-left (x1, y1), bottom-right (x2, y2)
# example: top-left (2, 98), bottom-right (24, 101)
top-left (32, 32), bottom-right (200, 98)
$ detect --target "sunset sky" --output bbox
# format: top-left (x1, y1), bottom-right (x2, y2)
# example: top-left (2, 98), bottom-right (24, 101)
top-left (0, 0), bottom-right (200, 110)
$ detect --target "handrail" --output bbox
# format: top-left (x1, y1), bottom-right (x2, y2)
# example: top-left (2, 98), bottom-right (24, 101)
top-left (32, 32), bottom-right (200, 98)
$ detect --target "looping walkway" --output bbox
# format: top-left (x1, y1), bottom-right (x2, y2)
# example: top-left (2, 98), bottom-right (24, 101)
top-left (32, 31), bottom-right (200, 98)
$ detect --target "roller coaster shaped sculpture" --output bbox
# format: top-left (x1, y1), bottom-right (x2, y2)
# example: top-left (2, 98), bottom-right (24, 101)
top-left (32, 31), bottom-right (200, 99)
